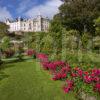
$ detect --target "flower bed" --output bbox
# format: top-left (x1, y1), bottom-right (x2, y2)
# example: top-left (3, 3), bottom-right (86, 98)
top-left (28, 50), bottom-right (100, 99)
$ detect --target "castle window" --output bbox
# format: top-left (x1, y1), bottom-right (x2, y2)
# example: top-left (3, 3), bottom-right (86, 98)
top-left (29, 23), bottom-right (31, 29)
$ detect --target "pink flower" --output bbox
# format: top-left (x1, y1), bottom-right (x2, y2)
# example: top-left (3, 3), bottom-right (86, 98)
top-left (45, 61), bottom-right (66, 71)
top-left (41, 62), bottom-right (49, 70)
top-left (77, 69), bottom-right (83, 77)
top-left (26, 49), bottom-right (36, 56)
top-left (61, 73), bottom-right (66, 78)
top-left (94, 83), bottom-right (100, 93)
top-left (73, 67), bottom-right (83, 77)
top-left (61, 67), bottom-right (71, 74)
top-left (36, 53), bottom-right (48, 62)
top-left (93, 77), bottom-right (100, 82)
top-left (71, 73), bottom-right (77, 77)
top-left (92, 68), bottom-right (100, 76)
top-left (84, 71), bottom-right (89, 75)
top-left (90, 73), bottom-right (95, 77)
top-left (53, 61), bottom-right (66, 67)
top-left (84, 75), bottom-right (92, 84)
top-left (48, 62), bottom-right (57, 71)
top-left (66, 80), bottom-right (74, 87)
top-left (52, 73), bottom-right (62, 80)
top-left (63, 80), bottom-right (74, 93)
top-left (63, 86), bottom-right (70, 93)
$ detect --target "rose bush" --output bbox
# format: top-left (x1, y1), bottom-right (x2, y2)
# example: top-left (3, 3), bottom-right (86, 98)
top-left (27, 51), bottom-right (100, 99)
top-left (36, 52), bottom-right (100, 95)
top-left (36, 53), bottom-right (48, 62)
top-left (3, 49), bottom-right (15, 58)
top-left (26, 49), bottom-right (36, 56)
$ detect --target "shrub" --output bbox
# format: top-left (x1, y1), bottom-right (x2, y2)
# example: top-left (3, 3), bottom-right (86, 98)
top-left (36, 52), bottom-right (100, 97)
top-left (26, 49), bottom-right (36, 59)
top-left (36, 53), bottom-right (49, 62)
top-left (3, 49), bottom-right (15, 58)
top-left (26, 49), bottom-right (36, 56)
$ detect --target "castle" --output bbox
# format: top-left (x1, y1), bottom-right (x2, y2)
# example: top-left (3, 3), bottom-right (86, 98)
top-left (5, 14), bottom-right (50, 32)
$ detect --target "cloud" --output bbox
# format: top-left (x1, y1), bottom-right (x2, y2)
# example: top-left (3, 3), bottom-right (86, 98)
top-left (17, 0), bottom-right (36, 14)
top-left (25, 0), bottom-right (63, 18)
top-left (0, 6), bottom-right (12, 21)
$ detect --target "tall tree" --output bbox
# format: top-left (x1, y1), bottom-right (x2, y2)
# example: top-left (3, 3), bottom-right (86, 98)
top-left (1, 36), bottom-right (10, 51)
top-left (94, 17), bottom-right (100, 36)
top-left (93, 17), bottom-right (100, 51)
top-left (49, 13), bottom-right (63, 33)
top-left (56, 0), bottom-right (100, 35)
top-left (0, 22), bottom-right (9, 38)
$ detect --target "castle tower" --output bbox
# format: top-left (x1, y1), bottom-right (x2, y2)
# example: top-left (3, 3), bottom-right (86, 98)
top-left (36, 12), bottom-right (42, 32)
top-left (5, 18), bottom-right (10, 25)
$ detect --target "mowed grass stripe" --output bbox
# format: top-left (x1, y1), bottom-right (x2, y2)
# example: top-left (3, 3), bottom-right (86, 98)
top-left (0, 61), bottom-right (76, 100)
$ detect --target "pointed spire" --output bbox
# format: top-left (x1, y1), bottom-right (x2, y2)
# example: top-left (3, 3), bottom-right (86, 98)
top-left (18, 16), bottom-right (21, 21)
top-left (37, 10), bottom-right (42, 17)
top-left (38, 11), bottom-right (41, 16)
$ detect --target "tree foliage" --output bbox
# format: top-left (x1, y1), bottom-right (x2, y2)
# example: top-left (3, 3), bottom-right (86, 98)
top-left (55, 0), bottom-right (100, 35)
top-left (49, 14), bottom-right (63, 33)
top-left (94, 17), bottom-right (100, 36)
top-left (0, 22), bottom-right (9, 38)
top-left (41, 34), bottom-right (53, 54)
top-left (1, 36), bottom-right (10, 51)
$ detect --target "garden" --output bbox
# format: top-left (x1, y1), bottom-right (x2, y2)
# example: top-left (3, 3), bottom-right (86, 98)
top-left (0, 0), bottom-right (100, 100)
top-left (0, 61), bottom-right (76, 100)
top-left (0, 48), bottom-right (100, 100)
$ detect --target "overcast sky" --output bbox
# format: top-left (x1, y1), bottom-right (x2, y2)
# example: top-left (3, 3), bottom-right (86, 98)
top-left (0, 0), bottom-right (63, 21)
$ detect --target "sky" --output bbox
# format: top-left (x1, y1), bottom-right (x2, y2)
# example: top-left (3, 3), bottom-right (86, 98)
top-left (0, 0), bottom-right (63, 21)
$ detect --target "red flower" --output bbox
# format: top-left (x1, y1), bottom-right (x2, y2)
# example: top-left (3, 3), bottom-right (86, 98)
top-left (63, 80), bottom-right (74, 93)
top-left (84, 71), bottom-right (89, 75)
top-left (61, 67), bottom-right (71, 74)
top-left (84, 75), bottom-right (92, 84)
top-left (53, 61), bottom-right (66, 67)
top-left (66, 80), bottom-right (74, 87)
top-left (26, 49), bottom-right (36, 56)
top-left (61, 73), bottom-right (66, 78)
top-left (41, 62), bottom-right (49, 70)
top-left (77, 69), bottom-right (83, 77)
top-left (52, 73), bottom-right (62, 80)
top-left (91, 73), bottom-right (95, 77)
top-left (36, 53), bottom-right (48, 62)
top-left (94, 83), bottom-right (100, 93)
top-left (63, 86), bottom-right (70, 93)
top-left (48, 62), bottom-right (57, 71)
top-left (92, 68), bottom-right (100, 76)
top-left (93, 77), bottom-right (100, 82)
top-left (71, 73), bottom-right (77, 77)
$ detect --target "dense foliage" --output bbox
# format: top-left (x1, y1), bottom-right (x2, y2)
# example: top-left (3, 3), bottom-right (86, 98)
top-left (32, 50), bottom-right (100, 99)
top-left (57, 0), bottom-right (100, 34)
top-left (0, 22), bottom-right (9, 38)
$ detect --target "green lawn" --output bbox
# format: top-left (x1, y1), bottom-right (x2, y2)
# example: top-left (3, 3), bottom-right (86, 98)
top-left (0, 60), bottom-right (76, 100)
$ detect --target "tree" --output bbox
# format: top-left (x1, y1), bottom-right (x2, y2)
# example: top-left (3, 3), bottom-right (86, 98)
top-left (94, 17), bottom-right (100, 36)
top-left (81, 32), bottom-right (92, 50)
top-left (1, 36), bottom-right (10, 51)
top-left (41, 34), bottom-right (53, 54)
top-left (93, 17), bottom-right (100, 52)
top-left (0, 22), bottom-right (9, 38)
top-left (49, 13), bottom-right (63, 33)
top-left (63, 29), bottom-right (79, 51)
top-left (55, 0), bottom-right (100, 35)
